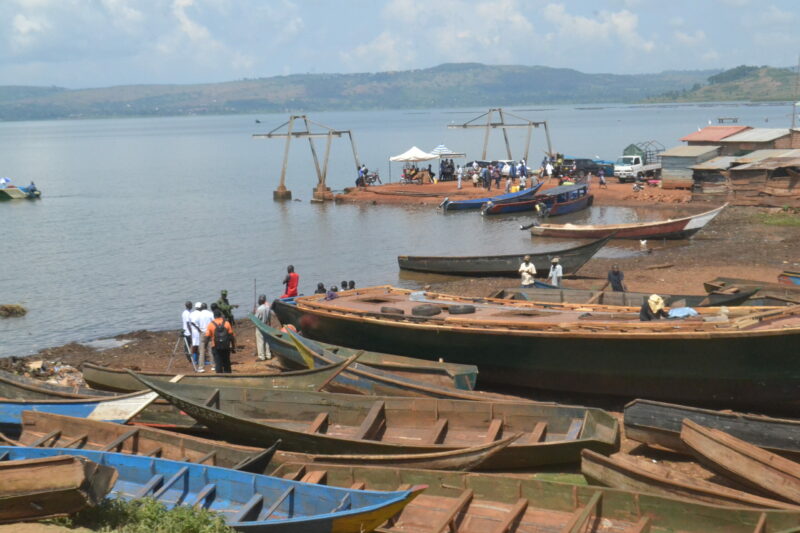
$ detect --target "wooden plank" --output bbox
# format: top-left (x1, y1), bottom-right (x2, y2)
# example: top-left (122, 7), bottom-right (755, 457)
top-left (153, 466), bottom-right (189, 500)
top-left (354, 401), bottom-right (385, 441)
top-left (192, 483), bottom-right (216, 508)
top-left (565, 419), bottom-right (583, 441)
top-left (314, 352), bottom-right (363, 392)
top-left (307, 412), bottom-right (329, 434)
top-left (145, 447), bottom-right (163, 457)
top-left (432, 489), bottom-right (474, 533)
top-left (260, 488), bottom-right (293, 521)
top-left (485, 418), bottom-right (503, 443)
top-left (101, 428), bottom-right (140, 452)
top-left (203, 388), bottom-right (220, 408)
top-left (528, 421), bottom-right (548, 444)
top-left (424, 418), bottom-right (448, 445)
top-left (31, 430), bottom-right (61, 447)
top-left (300, 470), bottom-right (328, 485)
top-left (490, 498), bottom-right (528, 533)
top-left (195, 450), bottom-right (216, 465)
top-left (134, 473), bottom-right (164, 498)
top-left (560, 491), bottom-right (602, 533)
top-left (350, 481), bottom-right (366, 490)
top-left (231, 494), bottom-right (264, 523)
top-left (62, 433), bottom-right (89, 449)
top-left (752, 513), bottom-right (767, 533)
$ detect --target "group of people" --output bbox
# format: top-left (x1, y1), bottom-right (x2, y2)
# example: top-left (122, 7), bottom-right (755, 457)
top-left (180, 289), bottom-right (238, 374)
top-left (315, 280), bottom-right (356, 300)
top-left (438, 159), bottom-right (458, 182)
top-left (539, 154), bottom-right (607, 188)
top-left (467, 159), bottom-right (533, 192)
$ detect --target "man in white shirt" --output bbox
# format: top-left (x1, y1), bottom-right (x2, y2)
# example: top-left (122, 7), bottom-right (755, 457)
top-left (518, 255), bottom-right (537, 288)
top-left (189, 302), bottom-right (203, 371)
top-left (254, 294), bottom-right (272, 361)
top-left (181, 301), bottom-right (192, 358)
top-left (548, 257), bottom-right (563, 287)
top-left (456, 165), bottom-right (463, 189)
top-left (196, 303), bottom-right (215, 371)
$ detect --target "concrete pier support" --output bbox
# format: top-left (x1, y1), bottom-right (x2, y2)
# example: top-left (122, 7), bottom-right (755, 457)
top-left (273, 186), bottom-right (292, 200)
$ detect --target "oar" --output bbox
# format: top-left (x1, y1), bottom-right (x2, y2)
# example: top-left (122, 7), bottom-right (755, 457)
top-left (314, 351), bottom-right (364, 392)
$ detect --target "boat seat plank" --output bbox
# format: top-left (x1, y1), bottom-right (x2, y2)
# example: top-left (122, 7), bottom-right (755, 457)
top-left (355, 401), bottom-right (386, 441)
top-left (629, 516), bottom-right (652, 533)
top-left (153, 466), bottom-right (188, 500)
top-left (485, 419), bottom-right (503, 443)
top-left (565, 419), bottom-right (583, 441)
top-left (752, 513), bottom-right (767, 533)
top-left (196, 450), bottom-right (216, 465)
top-left (260, 488), bottom-right (293, 521)
top-left (31, 430), bottom-right (61, 447)
top-left (203, 388), bottom-right (220, 408)
top-left (350, 481), bottom-right (366, 490)
top-left (134, 473), bottom-right (164, 498)
top-left (424, 418), bottom-right (448, 445)
top-left (0, 451), bottom-right (8, 461)
top-left (300, 470), bottom-right (328, 485)
top-left (490, 498), bottom-right (528, 533)
top-left (62, 433), bottom-right (89, 448)
top-left (432, 489), bottom-right (474, 533)
top-left (192, 483), bottom-right (216, 508)
top-left (307, 412), bottom-right (329, 434)
top-left (528, 422), bottom-right (548, 444)
top-left (101, 428), bottom-right (140, 452)
top-left (282, 465), bottom-right (306, 482)
top-left (145, 447), bottom-right (163, 457)
top-left (561, 491), bottom-right (602, 533)
top-left (232, 493), bottom-right (264, 523)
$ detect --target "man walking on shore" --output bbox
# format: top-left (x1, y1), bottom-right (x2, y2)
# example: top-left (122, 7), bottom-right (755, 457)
top-left (181, 301), bottom-right (192, 357)
top-left (254, 294), bottom-right (272, 361)
top-left (204, 308), bottom-right (236, 374)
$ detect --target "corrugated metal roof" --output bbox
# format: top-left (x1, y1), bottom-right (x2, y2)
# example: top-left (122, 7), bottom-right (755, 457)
top-left (720, 128), bottom-right (791, 143)
top-left (680, 126), bottom-right (749, 142)
top-left (660, 145), bottom-right (720, 158)
top-left (733, 149), bottom-right (800, 164)
top-left (734, 156), bottom-right (800, 170)
top-left (691, 156), bottom-right (738, 170)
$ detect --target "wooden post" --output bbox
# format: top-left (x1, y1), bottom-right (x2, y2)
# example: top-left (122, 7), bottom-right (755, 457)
top-left (543, 121), bottom-right (553, 157)
top-left (523, 123), bottom-right (533, 164)
top-left (498, 108), bottom-right (513, 160)
top-left (274, 117), bottom-right (294, 200)
top-left (316, 131), bottom-right (334, 200)
top-left (481, 109), bottom-right (493, 160)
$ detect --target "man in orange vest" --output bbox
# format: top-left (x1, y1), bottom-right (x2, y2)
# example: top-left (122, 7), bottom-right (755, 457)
top-left (203, 308), bottom-right (236, 373)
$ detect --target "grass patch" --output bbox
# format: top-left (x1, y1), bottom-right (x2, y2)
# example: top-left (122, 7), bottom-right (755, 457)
top-left (0, 303), bottom-right (27, 318)
top-left (754, 211), bottom-right (800, 227)
top-left (49, 498), bottom-right (234, 533)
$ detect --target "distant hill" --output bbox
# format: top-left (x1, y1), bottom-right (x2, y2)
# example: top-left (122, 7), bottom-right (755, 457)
top-left (0, 63), bottom-right (720, 121)
top-left (651, 65), bottom-right (799, 102)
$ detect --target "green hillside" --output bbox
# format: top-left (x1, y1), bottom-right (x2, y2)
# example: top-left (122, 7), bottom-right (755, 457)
top-left (0, 63), bottom-right (716, 121)
top-left (652, 65), bottom-right (798, 102)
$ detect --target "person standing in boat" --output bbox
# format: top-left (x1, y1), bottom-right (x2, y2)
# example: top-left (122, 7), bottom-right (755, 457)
top-left (607, 264), bottom-right (627, 292)
top-left (640, 294), bottom-right (669, 321)
top-left (519, 255), bottom-right (537, 288)
top-left (548, 257), bottom-right (563, 287)
top-left (281, 265), bottom-right (299, 298)
top-left (254, 294), bottom-right (272, 361)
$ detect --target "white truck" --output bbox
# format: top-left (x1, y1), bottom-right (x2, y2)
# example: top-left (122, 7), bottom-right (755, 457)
top-left (614, 141), bottom-right (664, 183)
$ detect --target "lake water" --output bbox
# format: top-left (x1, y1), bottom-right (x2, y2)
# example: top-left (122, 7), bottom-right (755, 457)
top-left (0, 102), bottom-right (793, 357)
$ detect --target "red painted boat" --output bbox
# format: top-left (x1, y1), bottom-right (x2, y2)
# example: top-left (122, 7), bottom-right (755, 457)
top-left (530, 203), bottom-right (727, 239)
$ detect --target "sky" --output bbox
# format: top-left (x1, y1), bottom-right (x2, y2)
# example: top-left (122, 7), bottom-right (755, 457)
top-left (1, 0), bottom-right (799, 88)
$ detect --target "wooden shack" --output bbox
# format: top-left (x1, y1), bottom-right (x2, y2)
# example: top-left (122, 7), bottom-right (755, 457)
top-left (728, 153), bottom-right (800, 207)
top-left (660, 145), bottom-right (720, 189)
top-left (681, 126), bottom-right (750, 147)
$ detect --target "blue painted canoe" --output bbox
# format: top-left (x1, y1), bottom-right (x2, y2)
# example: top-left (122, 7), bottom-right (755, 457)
top-left (779, 271), bottom-right (800, 287)
top-left (0, 446), bottom-right (424, 533)
top-left (440, 182), bottom-right (542, 211)
top-left (480, 198), bottom-right (539, 215)
top-left (0, 390), bottom-right (157, 436)
top-left (533, 183), bottom-right (593, 217)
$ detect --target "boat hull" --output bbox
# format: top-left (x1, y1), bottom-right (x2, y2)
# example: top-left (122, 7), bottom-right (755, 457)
top-left (441, 183), bottom-right (541, 211)
top-left (779, 271), bottom-right (800, 287)
top-left (272, 299), bottom-right (800, 410)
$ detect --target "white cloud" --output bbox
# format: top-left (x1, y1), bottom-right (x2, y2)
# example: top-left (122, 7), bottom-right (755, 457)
top-left (10, 13), bottom-right (49, 48)
top-left (341, 30), bottom-right (412, 72)
top-left (542, 3), bottom-right (654, 52)
top-left (674, 29), bottom-right (706, 46)
top-left (758, 4), bottom-right (795, 24)
top-left (702, 50), bottom-right (720, 62)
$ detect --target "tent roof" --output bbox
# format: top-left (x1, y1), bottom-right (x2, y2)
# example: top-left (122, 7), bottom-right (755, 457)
top-left (389, 146), bottom-right (438, 162)
top-left (429, 144), bottom-right (466, 158)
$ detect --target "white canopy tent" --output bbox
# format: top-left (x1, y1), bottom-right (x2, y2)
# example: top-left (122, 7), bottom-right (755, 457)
top-left (389, 146), bottom-right (438, 162)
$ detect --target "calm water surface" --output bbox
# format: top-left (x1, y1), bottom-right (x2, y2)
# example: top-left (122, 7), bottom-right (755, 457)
top-left (0, 103), bottom-right (791, 356)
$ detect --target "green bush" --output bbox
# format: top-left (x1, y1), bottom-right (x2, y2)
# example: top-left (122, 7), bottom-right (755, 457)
top-left (754, 211), bottom-right (800, 227)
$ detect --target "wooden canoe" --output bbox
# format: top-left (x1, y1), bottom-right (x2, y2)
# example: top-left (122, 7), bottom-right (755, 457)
top-left (625, 399), bottom-right (800, 460)
top-left (704, 277), bottom-right (800, 306)
top-left (779, 270), bottom-right (800, 287)
top-left (287, 330), bottom-right (526, 402)
top-left (271, 461), bottom-right (800, 533)
top-left (0, 454), bottom-right (117, 524)
top-left (0, 446), bottom-right (424, 533)
top-left (249, 315), bottom-right (478, 391)
top-left (531, 203), bottom-right (727, 239)
top-left (133, 373), bottom-right (619, 471)
top-left (82, 358), bottom-right (357, 394)
top-left (580, 449), bottom-right (796, 509)
top-left (0, 369), bottom-right (116, 399)
top-left (440, 183), bottom-right (542, 211)
top-left (681, 419), bottom-right (800, 505)
top-left (495, 286), bottom-right (759, 308)
top-left (397, 235), bottom-right (610, 276)
top-left (9, 411), bottom-right (517, 472)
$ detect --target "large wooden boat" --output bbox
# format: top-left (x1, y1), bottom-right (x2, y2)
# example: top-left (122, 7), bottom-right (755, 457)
top-left (249, 316), bottom-right (478, 391)
top-left (397, 236), bottom-right (610, 277)
top-left (1, 446), bottom-right (423, 533)
top-left (625, 399), bottom-right (800, 460)
top-left (271, 461), bottom-right (800, 532)
top-left (440, 183), bottom-right (542, 211)
top-left (0, 368), bottom-right (115, 399)
top-left (8, 411), bottom-right (514, 472)
top-left (271, 286), bottom-right (800, 409)
top-left (287, 330), bottom-right (525, 402)
top-left (530, 203), bottom-right (727, 239)
top-left (134, 373), bottom-right (619, 471)
top-left (704, 276), bottom-right (800, 306)
top-left (494, 285), bottom-right (758, 307)
top-left (0, 454), bottom-right (116, 524)
top-left (681, 419), bottom-right (800, 505)
top-left (580, 449), bottom-right (796, 510)
top-left (82, 359), bottom-right (361, 394)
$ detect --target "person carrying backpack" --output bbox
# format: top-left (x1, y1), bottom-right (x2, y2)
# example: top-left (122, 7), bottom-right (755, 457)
top-left (203, 308), bottom-right (236, 373)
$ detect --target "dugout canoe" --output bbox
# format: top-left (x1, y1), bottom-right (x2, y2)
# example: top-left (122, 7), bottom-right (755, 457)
top-left (250, 315), bottom-right (478, 391)
top-left (0, 446), bottom-right (423, 533)
top-left (82, 359), bottom-right (359, 394)
top-left (286, 330), bottom-right (525, 402)
top-left (580, 449), bottom-right (796, 510)
top-left (133, 373), bottom-right (619, 471)
top-left (681, 419), bottom-right (800, 505)
top-left (397, 235), bottom-right (610, 276)
top-left (530, 203), bottom-right (727, 239)
top-left (440, 183), bottom-right (542, 211)
top-left (494, 286), bottom-right (759, 307)
top-left (0, 454), bottom-right (116, 524)
top-left (8, 411), bottom-right (514, 472)
top-left (625, 399), bottom-right (800, 460)
top-left (704, 277), bottom-right (800, 306)
top-left (271, 286), bottom-right (800, 410)
top-left (0, 368), bottom-right (116, 399)
top-left (271, 462), bottom-right (800, 533)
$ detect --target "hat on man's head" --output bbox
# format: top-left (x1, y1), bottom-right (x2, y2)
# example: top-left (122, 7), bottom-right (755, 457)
top-left (552, 257), bottom-right (560, 263)
top-left (195, 302), bottom-right (202, 309)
